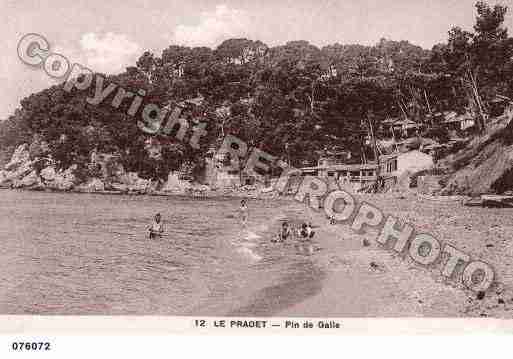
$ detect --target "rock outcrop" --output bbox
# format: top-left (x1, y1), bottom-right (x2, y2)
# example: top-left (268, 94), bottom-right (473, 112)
top-left (0, 143), bottom-right (220, 196)
top-left (43, 165), bottom-right (76, 191)
top-left (0, 144), bottom-right (33, 187)
top-left (0, 144), bottom-right (88, 191)
top-left (13, 170), bottom-right (43, 189)
top-left (161, 172), bottom-right (191, 194)
top-left (118, 172), bottom-right (154, 193)
top-left (4, 144), bottom-right (30, 171)
top-left (75, 178), bottom-right (105, 192)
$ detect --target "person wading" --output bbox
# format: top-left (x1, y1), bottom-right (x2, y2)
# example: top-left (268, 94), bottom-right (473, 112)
top-left (275, 221), bottom-right (291, 242)
top-left (239, 199), bottom-right (249, 228)
top-left (149, 213), bottom-right (164, 239)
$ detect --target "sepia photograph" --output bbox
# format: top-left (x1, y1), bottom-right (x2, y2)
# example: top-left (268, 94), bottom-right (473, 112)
top-left (1, 0), bottom-right (513, 342)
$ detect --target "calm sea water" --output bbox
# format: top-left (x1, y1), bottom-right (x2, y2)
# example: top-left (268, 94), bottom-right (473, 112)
top-left (0, 190), bottom-right (323, 315)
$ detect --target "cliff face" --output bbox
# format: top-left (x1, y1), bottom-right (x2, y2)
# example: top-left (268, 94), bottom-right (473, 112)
top-left (0, 144), bottom-right (34, 187)
top-left (0, 142), bottom-right (276, 198)
top-left (0, 144), bottom-right (77, 191)
top-left (0, 143), bottom-right (191, 194)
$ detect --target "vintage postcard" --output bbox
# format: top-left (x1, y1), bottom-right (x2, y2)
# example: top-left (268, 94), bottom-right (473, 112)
top-left (1, 0), bottom-right (513, 341)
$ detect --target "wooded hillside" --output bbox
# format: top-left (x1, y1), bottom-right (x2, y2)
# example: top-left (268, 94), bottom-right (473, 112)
top-left (1, 1), bottom-right (512, 181)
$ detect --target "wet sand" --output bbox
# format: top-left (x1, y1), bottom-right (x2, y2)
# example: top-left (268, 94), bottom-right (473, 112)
top-left (257, 192), bottom-right (513, 318)
top-left (228, 261), bottom-right (325, 316)
top-left (1, 189), bottom-right (512, 317)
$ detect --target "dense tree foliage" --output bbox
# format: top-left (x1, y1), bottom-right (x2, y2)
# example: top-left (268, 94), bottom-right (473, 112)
top-left (1, 2), bottom-right (512, 179)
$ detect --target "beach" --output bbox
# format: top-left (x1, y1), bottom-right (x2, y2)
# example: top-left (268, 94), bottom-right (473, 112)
top-left (0, 189), bottom-right (511, 317)
top-left (277, 192), bottom-right (513, 318)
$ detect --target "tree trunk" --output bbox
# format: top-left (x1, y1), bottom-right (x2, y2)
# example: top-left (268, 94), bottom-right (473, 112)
top-left (468, 69), bottom-right (486, 132)
top-left (367, 115), bottom-right (381, 192)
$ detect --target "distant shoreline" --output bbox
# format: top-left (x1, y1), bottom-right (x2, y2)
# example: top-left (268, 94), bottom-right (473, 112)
top-left (0, 186), bottom-right (285, 201)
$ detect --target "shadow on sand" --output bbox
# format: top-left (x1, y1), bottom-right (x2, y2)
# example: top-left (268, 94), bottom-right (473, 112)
top-left (228, 260), bottom-right (325, 316)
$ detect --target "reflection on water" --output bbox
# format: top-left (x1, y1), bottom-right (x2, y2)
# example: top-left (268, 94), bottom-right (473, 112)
top-left (0, 190), bottom-right (323, 315)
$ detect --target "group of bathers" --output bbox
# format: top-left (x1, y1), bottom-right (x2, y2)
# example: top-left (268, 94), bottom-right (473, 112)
top-left (274, 221), bottom-right (315, 242)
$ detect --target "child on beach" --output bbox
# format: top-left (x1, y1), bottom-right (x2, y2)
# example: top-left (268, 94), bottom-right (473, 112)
top-left (149, 213), bottom-right (164, 239)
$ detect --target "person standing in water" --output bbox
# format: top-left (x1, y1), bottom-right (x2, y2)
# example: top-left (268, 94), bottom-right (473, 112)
top-left (239, 199), bottom-right (249, 227)
top-left (274, 221), bottom-right (291, 242)
top-left (149, 213), bottom-right (164, 239)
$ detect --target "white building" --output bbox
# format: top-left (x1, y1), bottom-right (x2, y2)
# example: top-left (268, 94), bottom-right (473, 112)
top-left (395, 150), bottom-right (434, 176)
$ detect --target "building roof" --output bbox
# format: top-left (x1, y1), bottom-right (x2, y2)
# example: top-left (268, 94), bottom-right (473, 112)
top-left (301, 163), bottom-right (379, 172)
top-left (393, 119), bottom-right (421, 127)
top-left (383, 117), bottom-right (400, 124)
top-left (422, 144), bottom-right (444, 150)
top-left (301, 154), bottom-right (398, 172)
top-left (379, 153), bottom-right (399, 161)
top-left (440, 111), bottom-right (456, 121)
top-left (320, 151), bottom-right (351, 157)
top-left (443, 112), bottom-right (474, 123)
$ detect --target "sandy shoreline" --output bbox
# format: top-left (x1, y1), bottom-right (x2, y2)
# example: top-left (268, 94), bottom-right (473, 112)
top-left (0, 186), bottom-right (280, 203)
top-left (263, 192), bottom-right (513, 318)
top-left (1, 188), bottom-right (511, 318)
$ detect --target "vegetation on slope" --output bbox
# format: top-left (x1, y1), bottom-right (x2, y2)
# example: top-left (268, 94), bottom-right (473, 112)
top-left (1, 2), bottom-right (512, 182)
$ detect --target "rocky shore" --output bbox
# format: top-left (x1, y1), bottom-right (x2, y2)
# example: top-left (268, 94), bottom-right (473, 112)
top-left (0, 143), bottom-right (277, 199)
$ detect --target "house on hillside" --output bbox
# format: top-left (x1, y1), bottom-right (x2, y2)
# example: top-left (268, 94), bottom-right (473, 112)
top-left (426, 112), bottom-right (444, 124)
top-left (396, 150), bottom-right (434, 176)
top-left (441, 112), bottom-right (475, 132)
top-left (392, 119), bottom-right (423, 137)
top-left (382, 117), bottom-right (424, 138)
top-left (202, 145), bottom-right (257, 189)
top-left (202, 146), bottom-right (239, 188)
top-left (382, 117), bottom-right (400, 137)
top-left (299, 150), bottom-right (399, 192)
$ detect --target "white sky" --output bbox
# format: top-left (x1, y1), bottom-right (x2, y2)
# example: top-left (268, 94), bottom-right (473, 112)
top-left (1, 0), bottom-right (512, 119)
